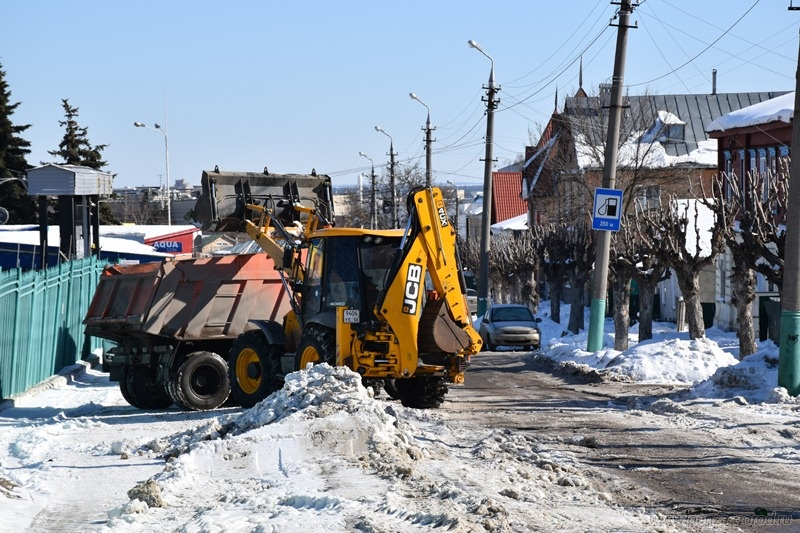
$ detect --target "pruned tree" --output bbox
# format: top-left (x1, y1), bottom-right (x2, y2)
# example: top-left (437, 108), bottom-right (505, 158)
top-left (0, 62), bottom-right (37, 223)
top-left (611, 212), bottom-right (671, 350)
top-left (564, 223), bottom-right (594, 334)
top-left (491, 231), bottom-right (540, 311)
top-left (531, 223), bottom-right (572, 324)
top-left (708, 160), bottom-right (788, 358)
top-left (638, 194), bottom-right (727, 339)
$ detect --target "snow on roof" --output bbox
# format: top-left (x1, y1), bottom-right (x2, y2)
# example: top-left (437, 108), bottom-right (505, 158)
top-left (706, 92), bottom-right (795, 133)
top-left (658, 110), bottom-right (685, 125)
top-left (492, 213), bottom-right (528, 231)
top-left (0, 227), bottom-right (170, 256)
top-left (575, 133), bottom-right (717, 169)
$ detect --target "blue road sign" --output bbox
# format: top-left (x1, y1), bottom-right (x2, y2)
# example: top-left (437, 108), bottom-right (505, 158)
top-left (592, 188), bottom-right (623, 232)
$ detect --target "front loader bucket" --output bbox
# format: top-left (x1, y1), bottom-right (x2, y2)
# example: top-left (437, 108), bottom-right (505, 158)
top-left (187, 168), bottom-right (334, 232)
top-left (418, 298), bottom-right (472, 354)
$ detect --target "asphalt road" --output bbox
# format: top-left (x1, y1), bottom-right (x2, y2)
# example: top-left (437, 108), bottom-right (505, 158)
top-left (441, 351), bottom-right (800, 533)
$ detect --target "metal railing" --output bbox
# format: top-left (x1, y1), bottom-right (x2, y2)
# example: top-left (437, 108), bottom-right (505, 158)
top-left (0, 257), bottom-right (111, 399)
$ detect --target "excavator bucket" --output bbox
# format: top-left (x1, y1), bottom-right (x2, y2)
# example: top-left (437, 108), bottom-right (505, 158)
top-left (187, 168), bottom-right (334, 232)
top-left (418, 297), bottom-right (472, 354)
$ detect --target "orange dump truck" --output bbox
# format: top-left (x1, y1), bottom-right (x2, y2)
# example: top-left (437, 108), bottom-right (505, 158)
top-left (84, 254), bottom-right (291, 410)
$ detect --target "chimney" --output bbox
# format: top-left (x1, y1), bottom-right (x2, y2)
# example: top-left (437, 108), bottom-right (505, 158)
top-left (712, 69), bottom-right (717, 95)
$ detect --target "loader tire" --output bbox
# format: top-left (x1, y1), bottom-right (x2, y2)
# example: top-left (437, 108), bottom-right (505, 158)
top-left (124, 368), bottom-right (173, 409)
top-left (295, 324), bottom-right (336, 370)
top-left (395, 377), bottom-right (448, 409)
top-left (172, 352), bottom-right (230, 411)
top-left (229, 331), bottom-right (283, 408)
top-left (382, 378), bottom-right (400, 400)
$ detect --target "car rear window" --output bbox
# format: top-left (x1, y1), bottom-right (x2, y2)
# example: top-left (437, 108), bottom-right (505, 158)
top-left (492, 307), bottom-right (533, 321)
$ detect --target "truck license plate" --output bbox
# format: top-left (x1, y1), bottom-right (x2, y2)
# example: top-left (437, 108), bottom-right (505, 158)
top-left (343, 309), bottom-right (360, 323)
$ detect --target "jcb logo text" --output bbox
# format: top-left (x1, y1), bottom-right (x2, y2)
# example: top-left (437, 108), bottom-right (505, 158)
top-left (402, 264), bottom-right (422, 314)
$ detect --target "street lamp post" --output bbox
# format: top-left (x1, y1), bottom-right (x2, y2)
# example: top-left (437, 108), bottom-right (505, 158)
top-left (134, 121), bottom-right (171, 225)
top-left (375, 126), bottom-right (398, 228)
top-left (359, 151), bottom-right (377, 229)
top-left (409, 93), bottom-right (434, 188)
top-left (468, 39), bottom-right (499, 317)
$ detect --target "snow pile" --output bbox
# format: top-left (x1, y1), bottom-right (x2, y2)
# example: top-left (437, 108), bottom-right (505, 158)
top-left (534, 304), bottom-right (796, 407)
top-left (98, 363), bottom-right (676, 532)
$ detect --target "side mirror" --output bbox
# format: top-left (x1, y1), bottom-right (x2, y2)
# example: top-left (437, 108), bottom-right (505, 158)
top-left (535, 317), bottom-right (542, 323)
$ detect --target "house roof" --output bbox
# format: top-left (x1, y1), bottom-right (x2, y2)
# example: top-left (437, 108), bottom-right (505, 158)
top-left (706, 91), bottom-right (794, 133)
top-left (563, 91), bottom-right (789, 160)
top-left (491, 172), bottom-right (527, 224)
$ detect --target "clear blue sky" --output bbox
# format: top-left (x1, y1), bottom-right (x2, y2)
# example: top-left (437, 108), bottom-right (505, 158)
top-left (2, 1), bottom-right (796, 190)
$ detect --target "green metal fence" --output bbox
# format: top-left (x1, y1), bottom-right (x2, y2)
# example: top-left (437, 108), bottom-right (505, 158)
top-left (0, 257), bottom-right (111, 399)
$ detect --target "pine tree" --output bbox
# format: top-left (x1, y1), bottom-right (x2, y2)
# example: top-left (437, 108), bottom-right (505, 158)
top-left (48, 99), bottom-right (108, 169)
top-left (48, 98), bottom-right (118, 224)
top-left (0, 63), bottom-right (37, 223)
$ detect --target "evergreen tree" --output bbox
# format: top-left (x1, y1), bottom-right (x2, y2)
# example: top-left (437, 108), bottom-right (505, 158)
top-left (48, 99), bottom-right (108, 169)
top-left (0, 63), bottom-right (37, 223)
top-left (48, 98), bottom-right (118, 224)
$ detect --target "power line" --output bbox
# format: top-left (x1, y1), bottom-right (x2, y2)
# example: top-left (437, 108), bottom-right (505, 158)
top-left (628, 0), bottom-right (761, 88)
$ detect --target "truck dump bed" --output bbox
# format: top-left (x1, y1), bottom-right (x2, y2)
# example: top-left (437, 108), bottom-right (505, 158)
top-left (84, 254), bottom-right (290, 343)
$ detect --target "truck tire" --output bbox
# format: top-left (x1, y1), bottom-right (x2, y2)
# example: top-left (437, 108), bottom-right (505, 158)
top-left (395, 377), bottom-right (447, 409)
top-left (295, 324), bottom-right (336, 370)
top-left (229, 331), bottom-right (283, 408)
top-left (171, 352), bottom-right (230, 411)
top-left (124, 368), bottom-right (173, 409)
top-left (118, 372), bottom-right (137, 406)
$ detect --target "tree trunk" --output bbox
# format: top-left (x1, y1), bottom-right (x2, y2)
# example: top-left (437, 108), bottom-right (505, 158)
top-left (567, 274), bottom-right (587, 334)
top-left (548, 282), bottom-right (562, 324)
top-left (612, 275), bottom-right (631, 351)
top-left (731, 259), bottom-right (758, 359)
top-left (636, 275), bottom-right (661, 341)
top-left (675, 266), bottom-right (705, 339)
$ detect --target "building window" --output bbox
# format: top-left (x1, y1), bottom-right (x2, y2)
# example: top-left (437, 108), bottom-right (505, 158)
top-left (667, 124), bottom-right (684, 142)
top-left (757, 148), bottom-right (767, 202)
top-left (723, 150), bottom-right (733, 200)
top-left (634, 184), bottom-right (661, 211)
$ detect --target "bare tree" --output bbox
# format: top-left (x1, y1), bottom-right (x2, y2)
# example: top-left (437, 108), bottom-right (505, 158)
top-left (491, 231), bottom-right (540, 311)
top-left (638, 195), bottom-right (727, 339)
top-left (708, 160), bottom-right (788, 358)
top-left (564, 223), bottom-right (594, 334)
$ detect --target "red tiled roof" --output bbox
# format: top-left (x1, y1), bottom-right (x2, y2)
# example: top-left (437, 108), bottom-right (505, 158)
top-left (491, 172), bottom-right (527, 224)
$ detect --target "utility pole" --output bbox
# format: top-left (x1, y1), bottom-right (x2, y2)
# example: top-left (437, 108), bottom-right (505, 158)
top-left (586, 0), bottom-right (635, 352)
top-left (410, 93), bottom-right (434, 188)
top-left (779, 24), bottom-right (800, 395)
top-left (359, 152), bottom-right (377, 229)
top-left (469, 39), bottom-right (499, 317)
top-left (375, 126), bottom-right (398, 228)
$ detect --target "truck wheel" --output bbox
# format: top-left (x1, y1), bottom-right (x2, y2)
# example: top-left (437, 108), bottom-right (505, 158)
top-left (295, 324), bottom-right (336, 370)
top-left (118, 372), bottom-right (138, 406)
top-left (172, 352), bottom-right (230, 411)
top-left (125, 368), bottom-right (173, 409)
top-left (395, 377), bottom-right (447, 409)
top-left (229, 331), bottom-right (283, 408)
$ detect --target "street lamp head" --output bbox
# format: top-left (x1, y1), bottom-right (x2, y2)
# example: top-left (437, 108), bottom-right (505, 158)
top-left (133, 122), bottom-right (145, 127)
top-left (468, 39), bottom-right (495, 89)
top-left (374, 126), bottom-right (383, 134)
